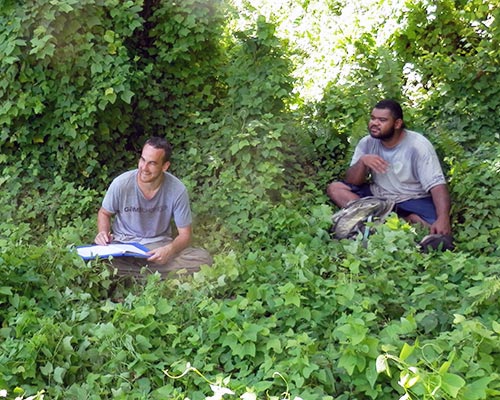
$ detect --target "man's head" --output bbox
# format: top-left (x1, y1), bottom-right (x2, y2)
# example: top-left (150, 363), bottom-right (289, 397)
top-left (138, 137), bottom-right (172, 185)
top-left (144, 136), bottom-right (173, 163)
top-left (368, 99), bottom-right (405, 143)
top-left (374, 99), bottom-right (404, 121)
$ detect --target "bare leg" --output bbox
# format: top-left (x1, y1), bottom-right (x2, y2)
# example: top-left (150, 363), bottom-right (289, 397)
top-left (403, 213), bottom-right (431, 228)
top-left (327, 181), bottom-right (360, 208)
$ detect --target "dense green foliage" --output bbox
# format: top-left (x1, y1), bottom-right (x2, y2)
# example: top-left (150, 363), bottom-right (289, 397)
top-left (1, 0), bottom-right (499, 399)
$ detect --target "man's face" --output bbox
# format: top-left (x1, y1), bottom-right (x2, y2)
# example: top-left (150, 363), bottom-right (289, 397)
top-left (138, 144), bottom-right (170, 184)
top-left (368, 108), bottom-right (401, 141)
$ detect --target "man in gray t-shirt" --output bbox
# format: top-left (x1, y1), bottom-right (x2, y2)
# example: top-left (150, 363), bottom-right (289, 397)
top-left (327, 99), bottom-right (451, 236)
top-left (102, 169), bottom-right (192, 245)
top-left (351, 130), bottom-right (446, 203)
top-left (94, 137), bottom-right (213, 278)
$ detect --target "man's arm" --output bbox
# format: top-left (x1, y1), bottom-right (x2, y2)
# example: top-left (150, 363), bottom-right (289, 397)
top-left (146, 225), bottom-right (192, 264)
top-left (345, 155), bottom-right (389, 185)
top-left (95, 207), bottom-right (114, 244)
top-left (429, 184), bottom-right (452, 235)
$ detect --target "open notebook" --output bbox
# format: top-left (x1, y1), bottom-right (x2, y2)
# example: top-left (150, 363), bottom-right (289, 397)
top-left (76, 243), bottom-right (150, 260)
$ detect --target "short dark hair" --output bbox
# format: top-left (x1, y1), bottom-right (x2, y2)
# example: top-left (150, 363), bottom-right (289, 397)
top-left (144, 137), bottom-right (172, 162)
top-left (374, 99), bottom-right (404, 121)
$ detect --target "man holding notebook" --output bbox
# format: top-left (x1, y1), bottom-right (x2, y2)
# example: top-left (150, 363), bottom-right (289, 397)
top-left (94, 136), bottom-right (213, 278)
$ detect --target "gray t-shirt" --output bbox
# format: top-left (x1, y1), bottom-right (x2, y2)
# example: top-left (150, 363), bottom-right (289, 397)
top-left (351, 130), bottom-right (446, 202)
top-left (102, 169), bottom-right (192, 245)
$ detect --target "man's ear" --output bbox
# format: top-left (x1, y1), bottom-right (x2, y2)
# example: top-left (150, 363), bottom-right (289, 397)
top-left (395, 118), bottom-right (404, 130)
top-left (162, 161), bottom-right (171, 172)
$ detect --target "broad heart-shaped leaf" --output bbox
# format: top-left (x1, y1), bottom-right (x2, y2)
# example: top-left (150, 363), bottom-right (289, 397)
top-left (53, 366), bottom-right (67, 384)
top-left (279, 282), bottom-right (302, 307)
top-left (460, 376), bottom-right (495, 400)
top-left (338, 351), bottom-right (357, 376)
top-left (40, 362), bottom-right (53, 376)
top-left (61, 336), bottom-right (74, 353)
top-left (134, 305), bottom-right (156, 319)
top-left (94, 322), bottom-right (116, 338)
top-left (233, 342), bottom-right (256, 358)
top-left (135, 334), bottom-right (152, 350)
top-left (156, 298), bottom-right (173, 315)
top-left (283, 290), bottom-right (301, 307)
top-left (120, 89), bottom-right (134, 104)
top-left (241, 322), bottom-right (262, 342)
top-left (440, 373), bottom-right (466, 398)
top-left (334, 320), bottom-right (368, 345)
top-left (0, 286), bottom-right (13, 295)
top-left (265, 337), bottom-right (282, 353)
top-left (492, 320), bottom-right (500, 334)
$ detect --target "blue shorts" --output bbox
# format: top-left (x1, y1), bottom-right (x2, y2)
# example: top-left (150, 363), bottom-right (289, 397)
top-left (345, 183), bottom-right (437, 224)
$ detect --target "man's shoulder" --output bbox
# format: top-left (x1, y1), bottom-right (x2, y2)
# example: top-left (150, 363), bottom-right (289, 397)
top-left (163, 172), bottom-right (188, 192)
top-left (405, 129), bottom-right (434, 149)
top-left (355, 135), bottom-right (372, 147)
top-left (106, 170), bottom-right (137, 195)
top-left (404, 130), bottom-right (433, 145)
top-left (111, 169), bottom-right (137, 185)
top-left (113, 169), bottom-right (136, 179)
top-left (356, 135), bottom-right (380, 151)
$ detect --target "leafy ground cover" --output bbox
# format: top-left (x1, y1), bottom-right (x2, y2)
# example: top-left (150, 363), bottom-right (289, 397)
top-left (1, 197), bottom-right (499, 399)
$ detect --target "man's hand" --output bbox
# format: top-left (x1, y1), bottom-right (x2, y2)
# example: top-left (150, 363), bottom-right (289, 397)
top-left (146, 226), bottom-right (192, 265)
top-left (361, 155), bottom-right (390, 174)
top-left (345, 155), bottom-right (389, 185)
top-left (430, 217), bottom-right (451, 236)
top-left (147, 243), bottom-right (175, 264)
top-left (95, 231), bottom-right (113, 245)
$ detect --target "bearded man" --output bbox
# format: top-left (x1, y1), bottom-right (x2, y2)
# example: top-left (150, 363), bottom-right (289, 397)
top-left (327, 99), bottom-right (452, 236)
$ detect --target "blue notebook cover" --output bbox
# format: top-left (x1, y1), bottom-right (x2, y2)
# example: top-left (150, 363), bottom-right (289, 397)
top-left (76, 242), bottom-right (150, 260)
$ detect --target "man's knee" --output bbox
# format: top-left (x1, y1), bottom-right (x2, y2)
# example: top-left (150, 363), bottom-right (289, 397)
top-left (159, 247), bottom-right (213, 275)
top-left (403, 213), bottom-right (431, 227)
top-left (327, 181), bottom-right (358, 207)
top-left (327, 181), bottom-right (349, 199)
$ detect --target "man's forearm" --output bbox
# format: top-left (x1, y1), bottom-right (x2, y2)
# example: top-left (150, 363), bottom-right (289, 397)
top-left (345, 160), bottom-right (368, 185)
top-left (95, 208), bottom-right (114, 244)
top-left (430, 184), bottom-right (451, 220)
top-left (167, 225), bottom-right (192, 255)
top-left (169, 233), bottom-right (191, 255)
top-left (97, 208), bottom-right (112, 234)
top-left (429, 184), bottom-right (452, 235)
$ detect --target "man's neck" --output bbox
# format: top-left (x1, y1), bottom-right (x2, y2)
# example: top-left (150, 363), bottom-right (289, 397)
top-left (137, 175), bottom-right (165, 200)
top-left (381, 129), bottom-right (405, 149)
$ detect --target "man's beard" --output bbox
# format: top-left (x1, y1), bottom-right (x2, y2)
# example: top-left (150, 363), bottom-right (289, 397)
top-left (369, 125), bottom-right (396, 141)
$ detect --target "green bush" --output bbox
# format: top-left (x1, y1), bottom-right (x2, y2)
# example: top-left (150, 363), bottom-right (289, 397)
top-left (0, 0), bottom-right (229, 187)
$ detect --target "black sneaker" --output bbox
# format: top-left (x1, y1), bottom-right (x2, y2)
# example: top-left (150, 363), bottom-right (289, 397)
top-left (418, 234), bottom-right (455, 253)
